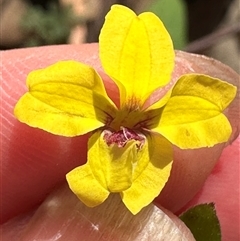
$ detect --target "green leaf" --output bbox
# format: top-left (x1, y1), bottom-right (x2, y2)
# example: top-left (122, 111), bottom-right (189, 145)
top-left (179, 203), bottom-right (221, 241)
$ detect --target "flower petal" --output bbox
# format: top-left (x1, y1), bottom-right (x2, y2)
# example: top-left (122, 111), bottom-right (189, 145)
top-left (88, 130), bottom-right (142, 192)
top-left (152, 74), bottom-right (237, 148)
top-left (14, 61), bottom-right (117, 136)
top-left (146, 89), bottom-right (172, 111)
top-left (99, 4), bottom-right (174, 108)
top-left (66, 164), bottom-right (109, 207)
top-left (122, 134), bottom-right (173, 214)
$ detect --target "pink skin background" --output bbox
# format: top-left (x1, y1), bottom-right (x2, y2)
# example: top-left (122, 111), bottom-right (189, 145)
top-left (1, 43), bottom-right (239, 240)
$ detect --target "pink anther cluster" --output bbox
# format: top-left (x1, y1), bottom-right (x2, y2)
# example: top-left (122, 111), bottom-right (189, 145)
top-left (103, 127), bottom-right (145, 148)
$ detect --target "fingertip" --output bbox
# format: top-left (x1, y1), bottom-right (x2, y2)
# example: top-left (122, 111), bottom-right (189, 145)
top-left (2, 184), bottom-right (195, 241)
top-left (176, 136), bottom-right (240, 241)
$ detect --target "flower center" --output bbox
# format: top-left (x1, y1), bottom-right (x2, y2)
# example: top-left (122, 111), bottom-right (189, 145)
top-left (103, 127), bottom-right (145, 148)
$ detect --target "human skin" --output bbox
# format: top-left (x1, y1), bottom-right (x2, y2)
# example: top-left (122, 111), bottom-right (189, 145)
top-left (0, 43), bottom-right (239, 240)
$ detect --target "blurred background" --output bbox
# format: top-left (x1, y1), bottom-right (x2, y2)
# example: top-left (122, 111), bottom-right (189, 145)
top-left (0, 0), bottom-right (239, 73)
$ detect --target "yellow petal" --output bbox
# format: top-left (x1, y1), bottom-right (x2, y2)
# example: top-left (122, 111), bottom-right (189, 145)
top-left (170, 74), bottom-right (237, 110)
top-left (146, 88), bottom-right (172, 111)
top-left (14, 61), bottom-right (117, 136)
top-left (122, 134), bottom-right (173, 214)
top-left (88, 130), bottom-right (145, 192)
top-left (66, 164), bottom-right (109, 207)
top-left (99, 4), bottom-right (174, 108)
top-left (152, 74), bottom-right (237, 148)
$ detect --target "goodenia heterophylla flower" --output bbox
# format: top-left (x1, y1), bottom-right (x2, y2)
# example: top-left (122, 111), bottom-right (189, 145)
top-left (13, 4), bottom-right (237, 214)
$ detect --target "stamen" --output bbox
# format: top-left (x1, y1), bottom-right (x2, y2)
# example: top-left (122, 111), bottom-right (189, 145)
top-left (103, 127), bottom-right (145, 148)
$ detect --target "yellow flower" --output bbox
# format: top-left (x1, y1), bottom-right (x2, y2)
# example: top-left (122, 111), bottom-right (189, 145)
top-left (14, 5), bottom-right (237, 214)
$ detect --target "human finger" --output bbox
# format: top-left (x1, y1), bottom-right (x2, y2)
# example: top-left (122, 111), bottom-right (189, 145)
top-left (176, 136), bottom-right (240, 241)
top-left (1, 184), bottom-right (196, 241)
